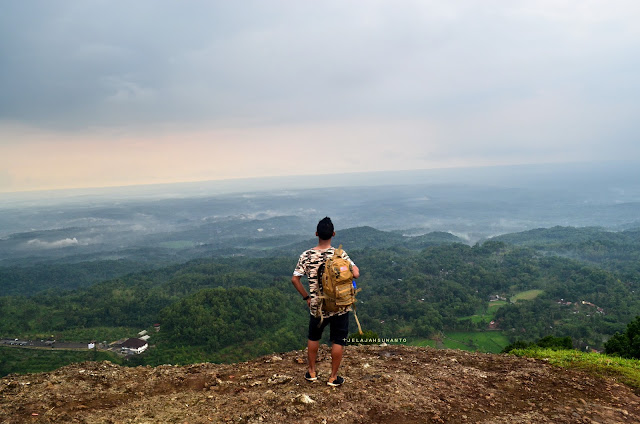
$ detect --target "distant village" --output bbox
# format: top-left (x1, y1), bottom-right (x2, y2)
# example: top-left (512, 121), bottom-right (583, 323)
top-left (487, 293), bottom-right (605, 315)
top-left (557, 299), bottom-right (606, 315)
top-left (1, 324), bottom-right (160, 357)
top-left (486, 294), bottom-right (606, 331)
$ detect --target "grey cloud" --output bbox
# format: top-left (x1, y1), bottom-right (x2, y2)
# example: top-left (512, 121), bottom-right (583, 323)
top-left (1, 0), bottom-right (639, 158)
top-left (26, 237), bottom-right (81, 249)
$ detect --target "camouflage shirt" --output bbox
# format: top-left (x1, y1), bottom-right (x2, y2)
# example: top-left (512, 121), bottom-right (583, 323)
top-left (293, 246), bottom-right (356, 318)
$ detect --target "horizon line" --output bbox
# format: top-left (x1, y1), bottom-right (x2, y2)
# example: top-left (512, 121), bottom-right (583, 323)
top-left (3, 159), bottom-right (634, 197)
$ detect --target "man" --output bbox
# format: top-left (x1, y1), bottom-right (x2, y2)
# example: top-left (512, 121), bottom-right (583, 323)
top-left (291, 217), bottom-right (360, 386)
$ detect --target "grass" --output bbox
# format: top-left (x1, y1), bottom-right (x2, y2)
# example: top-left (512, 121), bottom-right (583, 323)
top-left (410, 339), bottom-right (437, 347)
top-left (459, 303), bottom-right (503, 325)
top-left (510, 348), bottom-right (640, 394)
top-left (459, 314), bottom-right (492, 325)
top-left (460, 292), bottom-right (545, 328)
top-left (488, 300), bottom-right (508, 311)
top-left (443, 331), bottom-right (510, 353)
top-left (511, 289), bottom-right (544, 302)
top-left (409, 331), bottom-right (510, 353)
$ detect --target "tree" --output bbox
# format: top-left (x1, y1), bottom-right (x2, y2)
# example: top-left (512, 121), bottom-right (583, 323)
top-left (604, 316), bottom-right (640, 359)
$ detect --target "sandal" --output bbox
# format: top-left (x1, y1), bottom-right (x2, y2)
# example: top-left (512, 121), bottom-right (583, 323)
top-left (304, 371), bottom-right (318, 382)
top-left (327, 376), bottom-right (344, 386)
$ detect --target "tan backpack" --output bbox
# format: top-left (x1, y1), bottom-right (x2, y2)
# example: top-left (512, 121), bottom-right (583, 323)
top-left (318, 245), bottom-right (363, 334)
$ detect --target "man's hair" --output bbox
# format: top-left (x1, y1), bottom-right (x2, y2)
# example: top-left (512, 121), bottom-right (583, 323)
top-left (317, 217), bottom-right (334, 240)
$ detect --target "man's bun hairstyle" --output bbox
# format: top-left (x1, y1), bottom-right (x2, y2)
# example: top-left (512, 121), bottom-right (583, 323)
top-left (317, 216), bottom-right (334, 240)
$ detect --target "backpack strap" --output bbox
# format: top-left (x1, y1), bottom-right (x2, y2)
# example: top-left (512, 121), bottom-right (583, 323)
top-left (353, 308), bottom-right (363, 335)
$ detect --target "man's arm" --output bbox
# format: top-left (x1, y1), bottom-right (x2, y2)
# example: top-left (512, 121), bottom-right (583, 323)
top-left (352, 264), bottom-right (360, 279)
top-left (291, 275), bottom-right (311, 307)
top-left (342, 250), bottom-right (360, 279)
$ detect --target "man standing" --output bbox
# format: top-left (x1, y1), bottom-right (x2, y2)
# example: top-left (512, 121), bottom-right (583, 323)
top-left (291, 217), bottom-right (360, 386)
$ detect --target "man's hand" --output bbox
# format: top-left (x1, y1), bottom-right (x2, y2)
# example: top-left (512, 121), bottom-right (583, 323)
top-left (352, 264), bottom-right (360, 279)
top-left (291, 275), bottom-right (310, 306)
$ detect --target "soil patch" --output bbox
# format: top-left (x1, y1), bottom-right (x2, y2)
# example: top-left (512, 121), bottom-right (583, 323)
top-left (1, 345), bottom-right (638, 423)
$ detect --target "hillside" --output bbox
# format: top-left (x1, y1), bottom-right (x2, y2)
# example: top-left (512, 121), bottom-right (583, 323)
top-left (4, 227), bottom-right (640, 372)
top-left (1, 345), bottom-right (638, 423)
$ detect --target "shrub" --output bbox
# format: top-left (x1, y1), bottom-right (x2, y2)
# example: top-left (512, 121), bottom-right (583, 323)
top-left (605, 316), bottom-right (640, 359)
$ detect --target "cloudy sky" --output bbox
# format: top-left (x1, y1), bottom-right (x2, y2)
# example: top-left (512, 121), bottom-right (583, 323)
top-left (1, 1), bottom-right (639, 192)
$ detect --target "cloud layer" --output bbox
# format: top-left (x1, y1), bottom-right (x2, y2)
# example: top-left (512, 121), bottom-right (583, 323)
top-left (26, 238), bottom-right (81, 249)
top-left (1, 1), bottom-right (639, 191)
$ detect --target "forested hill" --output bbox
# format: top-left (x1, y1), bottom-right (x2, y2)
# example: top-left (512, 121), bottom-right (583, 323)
top-left (2, 225), bottom-right (640, 376)
top-left (279, 226), bottom-right (463, 255)
top-left (489, 226), bottom-right (640, 277)
top-left (0, 227), bottom-right (463, 297)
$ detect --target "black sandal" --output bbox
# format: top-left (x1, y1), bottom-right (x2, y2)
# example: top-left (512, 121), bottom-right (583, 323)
top-left (327, 376), bottom-right (344, 386)
top-left (305, 371), bottom-right (318, 381)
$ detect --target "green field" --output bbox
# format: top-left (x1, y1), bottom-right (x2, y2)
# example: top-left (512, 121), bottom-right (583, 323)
top-left (410, 331), bottom-right (510, 353)
top-left (511, 289), bottom-right (544, 302)
top-left (459, 301), bottom-right (507, 325)
top-left (488, 300), bottom-right (508, 311)
top-left (443, 331), bottom-right (510, 353)
top-left (410, 339), bottom-right (437, 348)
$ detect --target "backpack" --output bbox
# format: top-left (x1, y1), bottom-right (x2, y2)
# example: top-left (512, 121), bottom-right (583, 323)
top-left (318, 245), bottom-right (363, 334)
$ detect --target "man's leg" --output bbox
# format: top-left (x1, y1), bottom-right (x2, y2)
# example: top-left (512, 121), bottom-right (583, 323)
top-left (307, 315), bottom-right (326, 378)
top-left (307, 339), bottom-right (319, 377)
top-left (328, 312), bottom-right (349, 384)
top-left (329, 342), bottom-right (344, 382)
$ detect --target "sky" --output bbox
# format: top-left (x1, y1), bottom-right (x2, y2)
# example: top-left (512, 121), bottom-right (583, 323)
top-left (1, 0), bottom-right (639, 193)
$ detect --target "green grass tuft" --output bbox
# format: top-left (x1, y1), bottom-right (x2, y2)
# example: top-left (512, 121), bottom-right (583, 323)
top-left (409, 331), bottom-right (509, 353)
top-left (510, 348), bottom-right (640, 394)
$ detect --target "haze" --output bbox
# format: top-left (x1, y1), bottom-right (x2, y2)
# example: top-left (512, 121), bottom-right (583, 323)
top-left (1, 162), bottom-right (640, 267)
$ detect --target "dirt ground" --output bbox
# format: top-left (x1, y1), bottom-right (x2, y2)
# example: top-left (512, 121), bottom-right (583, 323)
top-left (1, 345), bottom-right (639, 423)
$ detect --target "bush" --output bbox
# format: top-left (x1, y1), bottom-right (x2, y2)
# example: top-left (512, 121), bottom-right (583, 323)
top-left (536, 335), bottom-right (573, 350)
top-left (605, 316), bottom-right (640, 359)
top-left (501, 340), bottom-right (532, 353)
top-left (502, 336), bottom-right (573, 353)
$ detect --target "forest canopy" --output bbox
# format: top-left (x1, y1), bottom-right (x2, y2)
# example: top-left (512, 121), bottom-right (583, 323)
top-left (1, 226), bottom-right (640, 371)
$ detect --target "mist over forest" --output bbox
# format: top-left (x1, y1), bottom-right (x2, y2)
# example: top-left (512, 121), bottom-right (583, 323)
top-left (2, 160), bottom-right (640, 377)
top-left (1, 161), bottom-right (640, 267)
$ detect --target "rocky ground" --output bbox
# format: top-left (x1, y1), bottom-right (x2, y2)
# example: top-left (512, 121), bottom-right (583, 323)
top-left (1, 345), bottom-right (639, 423)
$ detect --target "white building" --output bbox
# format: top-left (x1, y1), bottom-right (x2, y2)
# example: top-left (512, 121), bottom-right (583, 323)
top-left (121, 338), bottom-right (148, 355)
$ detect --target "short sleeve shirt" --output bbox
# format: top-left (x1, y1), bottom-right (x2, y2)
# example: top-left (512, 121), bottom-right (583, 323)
top-left (293, 247), bottom-right (355, 318)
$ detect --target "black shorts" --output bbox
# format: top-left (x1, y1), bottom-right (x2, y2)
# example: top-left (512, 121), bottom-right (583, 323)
top-left (308, 312), bottom-right (349, 346)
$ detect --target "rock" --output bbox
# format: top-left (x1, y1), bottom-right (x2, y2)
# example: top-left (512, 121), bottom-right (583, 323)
top-left (267, 374), bottom-right (293, 385)
top-left (293, 394), bottom-right (315, 404)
